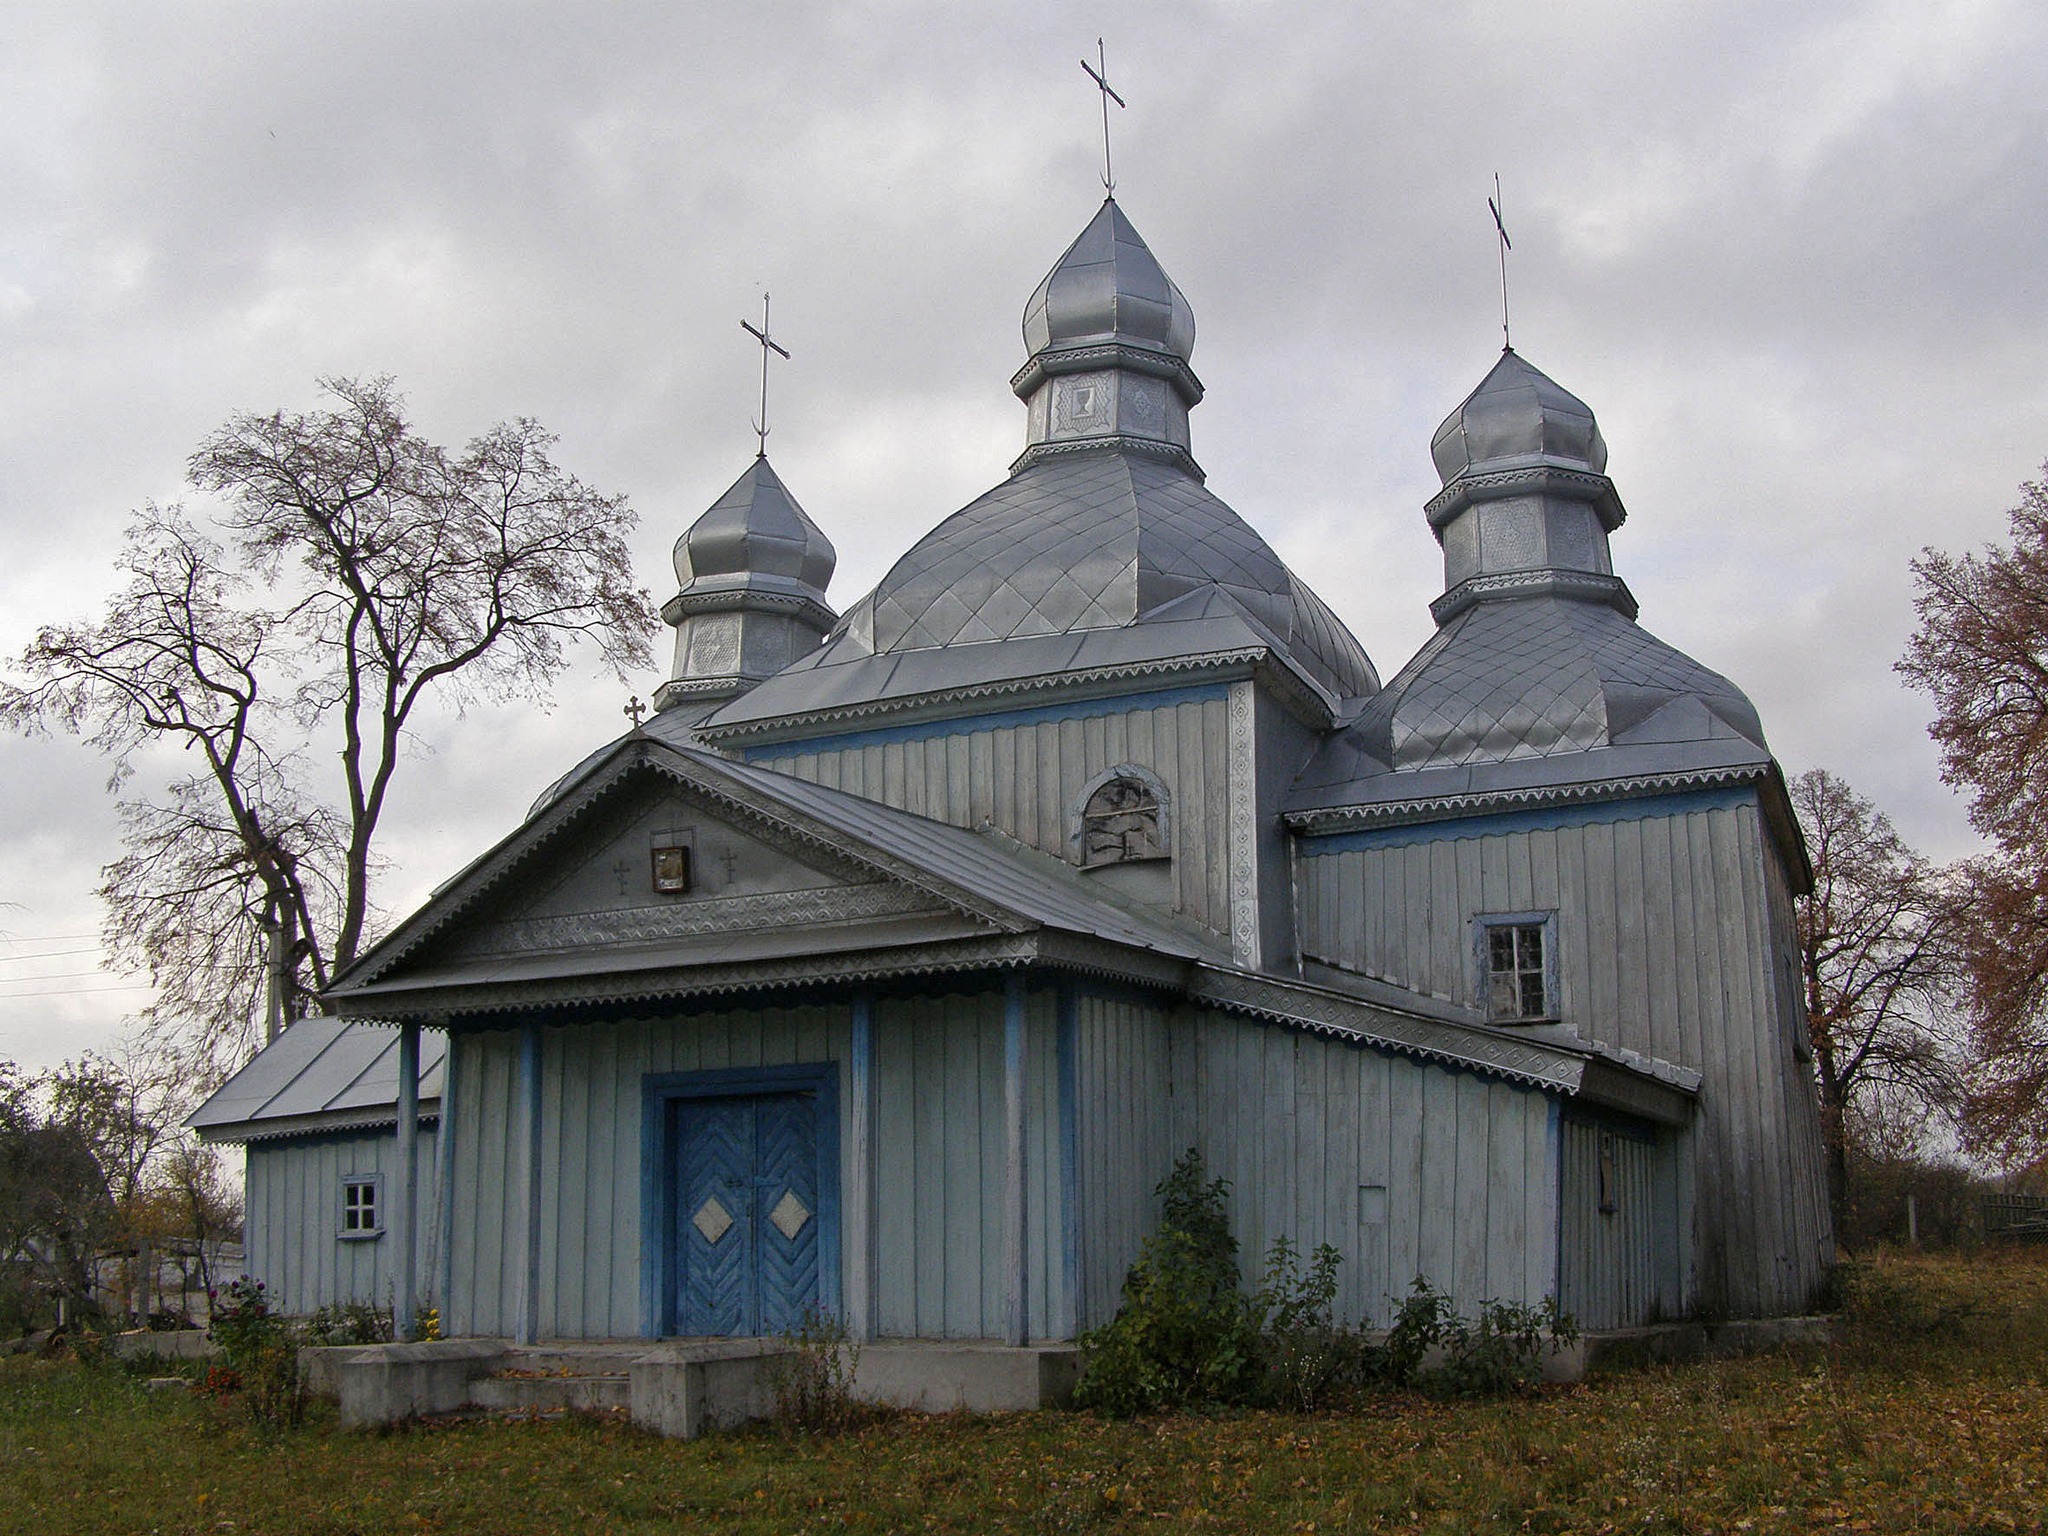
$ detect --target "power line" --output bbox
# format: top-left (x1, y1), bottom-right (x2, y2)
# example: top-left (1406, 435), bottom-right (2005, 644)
top-left (0, 946), bottom-right (104, 965)
top-left (0, 931), bottom-right (101, 945)
top-left (0, 982), bottom-right (153, 1000)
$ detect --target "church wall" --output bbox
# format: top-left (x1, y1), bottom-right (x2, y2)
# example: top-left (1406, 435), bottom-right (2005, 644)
top-left (1069, 1000), bottom-right (1561, 1331)
top-left (244, 1126), bottom-right (438, 1317)
top-left (444, 992), bottom-right (1068, 1342)
top-left (1295, 790), bottom-right (1833, 1318)
top-left (748, 686), bottom-right (1239, 938)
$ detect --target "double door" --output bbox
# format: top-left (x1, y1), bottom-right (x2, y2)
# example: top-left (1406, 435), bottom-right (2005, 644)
top-left (672, 1091), bottom-right (820, 1336)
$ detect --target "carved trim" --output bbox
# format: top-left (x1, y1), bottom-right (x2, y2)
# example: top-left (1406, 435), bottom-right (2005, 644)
top-left (1191, 965), bottom-right (1584, 1092)
top-left (1009, 341), bottom-right (1204, 407)
top-left (1284, 764), bottom-right (1771, 836)
top-left (1424, 463), bottom-right (1627, 531)
top-left (1226, 682), bottom-right (1260, 967)
top-left (1008, 435), bottom-right (1203, 480)
top-left (453, 883), bottom-right (938, 958)
top-left (1430, 569), bottom-right (1638, 624)
top-left (660, 587), bottom-right (836, 627)
top-left (701, 648), bottom-right (1338, 745)
top-left (334, 935), bottom-right (1046, 1019)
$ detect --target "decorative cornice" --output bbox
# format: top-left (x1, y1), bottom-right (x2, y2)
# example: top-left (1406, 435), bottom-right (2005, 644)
top-left (660, 586), bottom-right (837, 629)
top-left (1284, 764), bottom-right (1772, 837)
top-left (1010, 341), bottom-right (1204, 408)
top-left (1430, 568), bottom-right (1638, 625)
top-left (1008, 434), bottom-right (1203, 480)
top-left (1424, 462), bottom-right (1626, 532)
top-left (333, 935), bottom-right (1045, 1021)
top-left (699, 647), bottom-right (1337, 747)
top-left (653, 676), bottom-right (745, 708)
top-left (194, 1105), bottom-right (440, 1146)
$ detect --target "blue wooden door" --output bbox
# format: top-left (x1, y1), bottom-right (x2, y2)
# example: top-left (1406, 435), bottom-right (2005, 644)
top-left (673, 1092), bottom-right (820, 1335)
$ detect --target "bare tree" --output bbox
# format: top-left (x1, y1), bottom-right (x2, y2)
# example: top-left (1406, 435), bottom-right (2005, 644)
top-left (1790, 768), bottom-right (1963, 1224)
top-left (3, 378), bottom-right (654, 1073)
top-left (1900, 467), bottom-right (2048, 1165)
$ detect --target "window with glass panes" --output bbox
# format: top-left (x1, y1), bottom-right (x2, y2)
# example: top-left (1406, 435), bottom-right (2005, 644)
top-left (342, 1178), bottom-right (379, 1234)
top-left (1484, 920), bottom-right (1550, 1021)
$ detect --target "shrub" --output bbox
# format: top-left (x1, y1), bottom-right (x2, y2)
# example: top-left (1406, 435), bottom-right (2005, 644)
top-left (205, 1277), bottom-right (304, 1428)
top-left (1074, 1149), bottom-right (1263, 1417)
top-left (766, 1304), bottom-right (863, 1433)
top-left (1379, 1277), bottom-right (1578, 1397)
top-left (1254, 1235), bottom-right (1357, 1410)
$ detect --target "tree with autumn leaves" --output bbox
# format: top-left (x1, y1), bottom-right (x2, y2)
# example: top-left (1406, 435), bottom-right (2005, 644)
top-left (1901, 466), bottom-right (2048, 1170)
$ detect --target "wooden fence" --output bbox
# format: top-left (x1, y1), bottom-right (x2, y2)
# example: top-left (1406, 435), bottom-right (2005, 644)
top-left (1982, 1194), bottom-right (2048, 1244)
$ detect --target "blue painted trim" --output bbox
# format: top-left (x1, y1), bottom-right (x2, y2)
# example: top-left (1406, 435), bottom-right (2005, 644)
top-left (1003, 973), bottom-right (1029, 1346)
top-left (518, 1021), bottom-right (542, 1345)
top-left (1056, 984), bottom-right (1079, 1338)
top-left (1297, 785), bottom-right (1758, 857)
top-left (1548, 1097), bottom-right (1564, 1304)
top-left (639, 1060), bottom-right (842, 1338)
top-left (434, 1035), bottom-right (458, 1329)
top-left (850, 993), bottom-right (876, 1340)
top-left (741, 682), bottom-right (1230, 762)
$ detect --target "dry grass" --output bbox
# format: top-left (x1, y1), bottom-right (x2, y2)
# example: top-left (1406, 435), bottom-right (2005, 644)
top-left (3, 1249), bottom-right (2044, 1535)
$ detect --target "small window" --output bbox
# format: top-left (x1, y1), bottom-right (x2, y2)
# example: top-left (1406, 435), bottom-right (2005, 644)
top-left (1476, 913), bottom-right (1557, 1023)
top-left (341, 1177), bottom-right (381, 1238)
top-left (1080, 773), bottom-right (1166, 865)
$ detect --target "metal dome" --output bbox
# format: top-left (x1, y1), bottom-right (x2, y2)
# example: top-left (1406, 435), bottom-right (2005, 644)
top-left (673, 456), bottom-right (835, 598)
top-left (1021, 199), bottom-right (1196, 362)
top-left (1430, 350), bottom-right (1607, 485)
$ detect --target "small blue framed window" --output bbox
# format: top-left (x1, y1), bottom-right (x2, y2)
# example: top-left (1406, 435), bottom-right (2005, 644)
top-left (340, 1176), bottom-right (382, 1239)
top-left (1474, 911), bottom-right (1559, 1023)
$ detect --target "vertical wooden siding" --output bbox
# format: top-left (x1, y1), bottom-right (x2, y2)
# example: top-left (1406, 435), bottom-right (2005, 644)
top-left (762, 698), bottom-right (1237, 935)
top-left (1556, 1116), bottom-right (1680, 1329)
top-left (448, 991), bottom-right (1065, 1342)
top-left (1296, 797), bottom-right (1832, 1317)
top-left (244, 1127), bottom-right (438, 1315)
top-left (1073, 998), bottom-right (1559, 1331)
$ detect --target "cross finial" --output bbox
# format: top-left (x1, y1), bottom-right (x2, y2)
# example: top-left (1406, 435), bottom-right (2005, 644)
top-left (623, 695), bottom-right (646, 728)
top-left (1080, 39), bottom-right (1126, 196)
top-left (1489, 173), bottom-right (1514, 352)
top-left (740, 293), bottom-right (791, 458)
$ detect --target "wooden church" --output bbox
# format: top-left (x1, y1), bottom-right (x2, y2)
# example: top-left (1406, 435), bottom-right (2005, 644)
top-left (194, 196), bottom-right (1832, 1360)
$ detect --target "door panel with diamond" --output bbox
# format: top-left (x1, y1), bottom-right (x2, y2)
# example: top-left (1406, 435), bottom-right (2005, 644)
top-left (672, 1090), bottom-right (821, 1335)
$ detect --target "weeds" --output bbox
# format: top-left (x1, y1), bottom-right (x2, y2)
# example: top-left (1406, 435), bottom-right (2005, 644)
top-left (766, 1304), bottom-right (864, 1433)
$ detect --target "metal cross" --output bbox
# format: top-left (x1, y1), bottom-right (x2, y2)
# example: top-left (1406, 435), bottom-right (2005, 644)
top-left (1489, 173), bottom-right (1514, 353)
top-left (1080, 38), bottom-right (1126, 196)
top-left (623, 695), bottom-right (646, 728)
top-left (740, 293), bottom-right (790, 458)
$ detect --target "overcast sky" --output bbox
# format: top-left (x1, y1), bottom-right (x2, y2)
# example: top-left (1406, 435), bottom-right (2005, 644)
top-left (4, 0), bottom-right (2044, 1074)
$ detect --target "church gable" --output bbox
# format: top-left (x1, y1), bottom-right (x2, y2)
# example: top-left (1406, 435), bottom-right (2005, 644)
top-left (436, 775), bottom-right (946, 965)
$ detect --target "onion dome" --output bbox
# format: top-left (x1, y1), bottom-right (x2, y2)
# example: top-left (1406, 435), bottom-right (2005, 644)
top-left (654, 457), bottom-right (837, 710)
top-left (1292, 350), bottom-right (1766, 789)
top-left (1430, 349), bottom-right (1606, 482)
top-left (1010, 199), bottom-right (1205, 474)
top-left (796, 200), bottom-right (1375, 708)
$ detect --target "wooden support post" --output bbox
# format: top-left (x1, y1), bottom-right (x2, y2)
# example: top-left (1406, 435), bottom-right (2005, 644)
top-left (1056, 984), bottom-right (1080, 1339)
top-left (393, 1020), bottom-right (420, 1340)
top-left (1003, 972), bottom-right (1029, 1347)
top-left (846, 994), bottom-right (878, 1341)
top-left (516, 1020), bottom-right (543, 1346)
top-left (432, 1026), bottom-right (457, 1335)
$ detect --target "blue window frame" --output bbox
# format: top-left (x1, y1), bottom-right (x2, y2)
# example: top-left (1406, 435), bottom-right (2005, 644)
top-left (340, 1174), bottom-right (382, 1239)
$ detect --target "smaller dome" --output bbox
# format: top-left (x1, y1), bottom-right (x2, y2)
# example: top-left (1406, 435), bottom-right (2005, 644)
top-left (1430, 351), bottom-right (1607, 485)
top-left (1021, 199), bottom-right (1196, 362)
top-left (674, 457), bottom-right (835, 597)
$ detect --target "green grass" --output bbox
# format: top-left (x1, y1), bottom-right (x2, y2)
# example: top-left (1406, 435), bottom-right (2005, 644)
top-left (3, 1251), bottom-right (2045, 1535)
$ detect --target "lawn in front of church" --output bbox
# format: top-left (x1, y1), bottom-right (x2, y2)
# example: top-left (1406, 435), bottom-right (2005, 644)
top-left (2, 1250), bottom-right (2043, 1536)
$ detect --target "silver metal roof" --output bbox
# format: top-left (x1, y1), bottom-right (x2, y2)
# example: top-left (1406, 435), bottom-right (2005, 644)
top-left (1432, 348), bottom-right (1607, 482)
top-left (699, 447), bottom-right (1376, 730)
top-left (1022, 198), bottom-right (1195, 362)
top-left (186, 1016), bottom-right (445, 1143)
top-left (671, 455), bottom-right (835, 601)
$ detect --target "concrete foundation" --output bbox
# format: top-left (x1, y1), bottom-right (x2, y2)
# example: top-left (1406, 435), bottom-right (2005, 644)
top-left (1578, 1314), bottom-right (1834, 1375)
top-left (109, 1329), bottom-right (217, 1362)
top-left (318, 1337), bottom-right (1081, 1434)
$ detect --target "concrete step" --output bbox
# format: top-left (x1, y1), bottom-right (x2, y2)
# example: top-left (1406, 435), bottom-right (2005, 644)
top-left (468, 1372), bottom-right (630, 1415)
